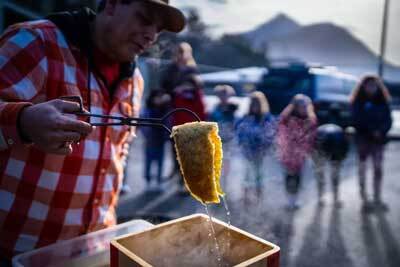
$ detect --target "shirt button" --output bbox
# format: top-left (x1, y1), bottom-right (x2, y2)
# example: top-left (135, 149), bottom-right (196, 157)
top-left (100, 168), bottom-right (106, 175)
top-left (7, 139), bottom-right (14, 145)
top-left (93, 198), bottom-right (100, 205)
top-left (105, 136), bottom-right (110, 142)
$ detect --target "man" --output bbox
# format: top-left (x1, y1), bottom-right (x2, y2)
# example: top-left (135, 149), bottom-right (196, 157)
top-left (0, 0), bottom-right (185, 264)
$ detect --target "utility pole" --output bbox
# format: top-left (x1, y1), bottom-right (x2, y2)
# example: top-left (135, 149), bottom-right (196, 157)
top-left (378, 0), bottom-right (390, 77)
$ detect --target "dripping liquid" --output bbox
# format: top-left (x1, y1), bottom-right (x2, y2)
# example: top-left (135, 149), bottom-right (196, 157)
top-left (204, 204), bottom-right (223, 267)
top-left (221, 195), bottom-right (231, 250)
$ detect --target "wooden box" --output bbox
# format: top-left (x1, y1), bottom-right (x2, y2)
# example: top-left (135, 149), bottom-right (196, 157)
top-left (111, 214), bottom-right (280, 267)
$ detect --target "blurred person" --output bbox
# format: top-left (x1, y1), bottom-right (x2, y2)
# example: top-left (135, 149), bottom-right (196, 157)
top-left (209, 85), bottom-right (238, 184)
top-left (236, 91), bottom-right (277, 203)
top-left (210, 85), bottom-right (238, 144)
top-left (161, 42), bottom-right (198, 96)
top-left (161, 42), bottom-right (199, 182)
top-left (313, 124), bottom-right (350, 206)
top-left (169, 75), bottom-right (206, 191)
top-left (141, 90), bottom-right (171, 191)
top-left (172, 75), bottom-right (206, 126)
top-left (277, 94), bottom-right (318, 210)
top-left (350, 75), bottom-right (392, 209)
top-left (0, 0), bottom-right (185, 264)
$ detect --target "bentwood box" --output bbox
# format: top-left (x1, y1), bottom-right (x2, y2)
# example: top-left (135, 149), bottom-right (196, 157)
top-left (110, 214), bottom-right (280, 267)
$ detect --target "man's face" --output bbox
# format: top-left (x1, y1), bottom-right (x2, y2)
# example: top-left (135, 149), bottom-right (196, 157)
top-left (102, 1), bottom-right (162, 62)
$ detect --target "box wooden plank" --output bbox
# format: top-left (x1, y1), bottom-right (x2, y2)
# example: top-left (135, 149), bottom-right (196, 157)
top-left (111, 214), bottom-right (280, 267)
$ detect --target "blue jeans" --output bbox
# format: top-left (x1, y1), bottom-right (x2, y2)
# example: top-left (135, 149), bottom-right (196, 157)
top-left (145, 145), bottom-right (165, 184)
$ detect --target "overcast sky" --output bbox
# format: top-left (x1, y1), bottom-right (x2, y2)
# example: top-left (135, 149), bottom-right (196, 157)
top-left (171, 0), bottom-right (400, 66)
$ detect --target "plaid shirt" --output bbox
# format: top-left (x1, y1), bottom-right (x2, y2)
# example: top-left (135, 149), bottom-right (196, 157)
top-left (0, 20), bottom-right (143, 258)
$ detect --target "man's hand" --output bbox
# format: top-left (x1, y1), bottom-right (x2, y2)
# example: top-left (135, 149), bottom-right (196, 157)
top-left (19, 99), bottom-right (93, 155)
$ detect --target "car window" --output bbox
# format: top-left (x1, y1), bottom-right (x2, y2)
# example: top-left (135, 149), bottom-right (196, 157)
top-left (261, 74), bottom-right (310, 92)
top-left (261, 75), bottom-right (291, 90)
top-left (343, 79), bottom-right (357, 95)
top-left (315, 75), bottom-right (355, 95)
top-left (293, 78), bottom-right (311, 92)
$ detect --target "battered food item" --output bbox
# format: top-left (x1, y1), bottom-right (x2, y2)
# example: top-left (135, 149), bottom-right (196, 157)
top-left (171, 122), bottom-right (224, 204)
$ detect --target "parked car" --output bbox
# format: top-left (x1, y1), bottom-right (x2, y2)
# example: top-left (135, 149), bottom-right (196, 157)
top-left (257, 63), bottom-right (358, 127)
top-left (203, 95), bottom-right (251, 118)
top-left (200, 67), bottom-right (267, 118)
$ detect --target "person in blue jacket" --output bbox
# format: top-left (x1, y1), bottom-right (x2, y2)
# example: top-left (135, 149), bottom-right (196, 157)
top-left (236, 91), bottom-right (277, 202)
top-left (141, 89), bottom-right (171, 190)
top-left (350, 75), bottom-right (392, 209)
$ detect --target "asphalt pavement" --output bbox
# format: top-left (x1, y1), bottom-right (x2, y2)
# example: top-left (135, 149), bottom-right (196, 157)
top-left (118, 135), bottom-right (400, 267)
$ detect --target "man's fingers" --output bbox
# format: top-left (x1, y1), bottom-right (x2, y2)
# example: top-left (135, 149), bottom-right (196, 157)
top-left (39, 143), bottom-right (73, 155)
top-left (49, 145), bottom-right (73, 155)
top-left (55, 99), bottom-right (81, 114)
top-left (55, 116), bottom-right (93, 135)
top-left (51, 131), bottom-right (82, 143)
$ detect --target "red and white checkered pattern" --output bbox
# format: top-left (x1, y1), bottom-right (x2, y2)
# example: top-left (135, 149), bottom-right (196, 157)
top-left (0, 20), bottom-right (144, 259)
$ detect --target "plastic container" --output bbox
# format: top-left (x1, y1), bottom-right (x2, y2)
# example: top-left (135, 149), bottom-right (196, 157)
top-left (13, 220), bottom-right (153, 267)
top-left (111, 214), bottom-right (280, 267)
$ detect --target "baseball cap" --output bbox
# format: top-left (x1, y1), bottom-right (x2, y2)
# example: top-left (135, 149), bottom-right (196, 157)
top-left (142, 0), bottom-right (186, 32)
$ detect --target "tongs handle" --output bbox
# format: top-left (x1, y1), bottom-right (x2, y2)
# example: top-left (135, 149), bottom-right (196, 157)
top-left (59, 95), bottom-right (201, 134)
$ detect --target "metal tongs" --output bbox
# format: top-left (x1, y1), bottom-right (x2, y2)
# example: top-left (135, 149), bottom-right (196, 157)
top-left (60, 96), bottom-right (201, 134)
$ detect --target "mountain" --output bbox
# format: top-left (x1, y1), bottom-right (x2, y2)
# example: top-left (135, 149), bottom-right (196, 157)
top-left (267, 23), bottom-right (374, 65)
top-left (238, 15), bottom-right (400, 82)
top-left (243, 13), bottom-right (301, 52)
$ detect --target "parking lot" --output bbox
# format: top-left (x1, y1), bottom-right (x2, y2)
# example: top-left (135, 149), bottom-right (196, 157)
top-left (118, 134), bottom-right (400, 267)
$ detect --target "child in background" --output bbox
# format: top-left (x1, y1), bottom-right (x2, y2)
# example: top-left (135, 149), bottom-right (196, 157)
top-left (210, 85), bottom-right (238, 144)
top-left (350, 75), bottom-right (392, 209)
top-left (277, 94), bottom-right (318, 210)
top-left (313, 124), bottom-right (349, 206)
top-left (210, 85), bottom-right (238, 184)
top-left (141, 90), bottom-right (171, 190)
top-left (236, 91), bottom-right (277, 202)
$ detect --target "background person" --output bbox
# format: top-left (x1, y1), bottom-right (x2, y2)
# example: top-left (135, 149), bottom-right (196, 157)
top-left (313, 124), bottom-right (350, 206)
top-left (141, 89), bottom-right (171, 191)
top-left (161, 42), bottom-right (200, 182)
top-left (276, 94), bottom-right (318, 210)
top-left (236, 91), bottom-right (277, 203)
top-left (169, 75), bottom-right (206, 191)
top-left (161, 42), bottom-right (198, 97)
top-left (350, 75), bottom-right (392, 209)
top-left (210, 85), bottom-right (238, 185)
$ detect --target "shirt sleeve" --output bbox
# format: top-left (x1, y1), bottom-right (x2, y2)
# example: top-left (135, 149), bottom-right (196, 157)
top-left (0, 26), bottom-right (48, 150)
